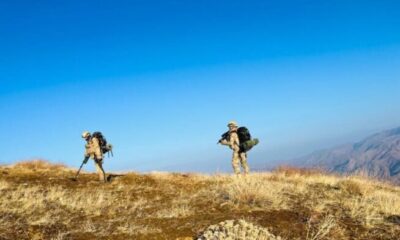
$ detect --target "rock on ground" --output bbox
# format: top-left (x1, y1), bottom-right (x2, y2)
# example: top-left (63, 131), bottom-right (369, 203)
top-left (196, 219), bottom-right (281, 240)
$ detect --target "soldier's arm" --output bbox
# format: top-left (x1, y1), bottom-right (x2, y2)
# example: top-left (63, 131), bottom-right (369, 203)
top-left (84, 142), bottom-right (90, 158)
top-left (92, 138), bottom-right (103, 160)
top-left (220, 132), bottom-right (234, 146)
top-left (220, 139), bottom-right (230, 146)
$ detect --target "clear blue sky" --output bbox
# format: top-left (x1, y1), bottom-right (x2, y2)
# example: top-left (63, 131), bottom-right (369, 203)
top-left (1, 0), bottom-right (400, 172)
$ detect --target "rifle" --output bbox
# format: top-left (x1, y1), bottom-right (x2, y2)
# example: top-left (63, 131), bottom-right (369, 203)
top-left (74, 157), bottom-right (89, 180)
top-left (217, 131), bottom-right (230, 144)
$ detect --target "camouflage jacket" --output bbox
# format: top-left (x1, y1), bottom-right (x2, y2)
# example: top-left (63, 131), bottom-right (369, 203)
top-left (84, 137), bottom-right (103, 160)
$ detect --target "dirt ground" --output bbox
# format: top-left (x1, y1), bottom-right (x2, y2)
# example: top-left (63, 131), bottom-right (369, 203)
top-left (0, 162), bottom-right (399, 239)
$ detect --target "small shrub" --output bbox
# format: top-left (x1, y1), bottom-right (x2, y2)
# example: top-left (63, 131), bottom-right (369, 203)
top-left (336, 179), bottom-right (363, 196)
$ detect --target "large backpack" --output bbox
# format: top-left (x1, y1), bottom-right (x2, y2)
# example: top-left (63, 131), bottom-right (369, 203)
top-left (237, 127), bottom-right (259, 152)
top-left (237, 127), bottom-right (251, 143)
top-left (92, 131), bottom-right (113, 155)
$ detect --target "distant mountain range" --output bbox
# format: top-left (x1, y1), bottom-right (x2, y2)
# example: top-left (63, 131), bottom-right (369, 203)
top-left (290, 127), bottom-right (400, 184)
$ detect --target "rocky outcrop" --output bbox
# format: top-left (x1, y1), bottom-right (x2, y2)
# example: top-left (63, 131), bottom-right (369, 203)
top-left (196, 220), bottom-right (281, 240)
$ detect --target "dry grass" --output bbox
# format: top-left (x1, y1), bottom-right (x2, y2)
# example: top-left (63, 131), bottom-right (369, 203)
top-left (12, 159), bottom-right (67, 171)
top-left (211, 173), bottom-right (295, 210)
top-left (0, 161), bottom-right (399, 239)
top-left (306, 214), bottom-right (337, 240)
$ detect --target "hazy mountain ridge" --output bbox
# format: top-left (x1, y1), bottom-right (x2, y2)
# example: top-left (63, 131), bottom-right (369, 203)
top-left (292, 127), bottom-right (400, 184)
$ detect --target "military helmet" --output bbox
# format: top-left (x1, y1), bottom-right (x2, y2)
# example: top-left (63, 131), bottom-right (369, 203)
top-left (82, 131), bottom-right (91, 138)
top-left (227, 121), bottom-right (238, 127)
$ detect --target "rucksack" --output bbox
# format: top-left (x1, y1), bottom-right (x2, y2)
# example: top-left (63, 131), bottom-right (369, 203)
top-left (237, 127), bottom-right (251, 143)
top-left (237, 127), bottom-right (259, 152)
top-left (92, 131), bottom-right (113, 155)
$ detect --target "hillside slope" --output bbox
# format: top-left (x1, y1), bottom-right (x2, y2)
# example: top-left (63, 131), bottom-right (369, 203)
top-left (0, 161), bottom-right (399, 240)
top-left (291, 127), bottom-right (400, 184)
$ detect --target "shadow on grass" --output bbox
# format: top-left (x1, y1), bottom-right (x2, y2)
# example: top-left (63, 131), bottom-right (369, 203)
top-left (386, 215), bottom-right (400, 224)
top-left (107, 174), bottom-right (125, 182)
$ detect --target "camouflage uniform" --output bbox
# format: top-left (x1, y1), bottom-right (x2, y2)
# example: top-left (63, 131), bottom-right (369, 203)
top-left (220, 122), bottom-right (250, 175)
top-left (84, 135), bottom-right (106, 182)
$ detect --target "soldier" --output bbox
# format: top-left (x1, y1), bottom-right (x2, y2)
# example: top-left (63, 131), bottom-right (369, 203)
top-left (82, 131), bottom-right (107, 182)
top-left (219, 121), bottom-right (250, 175)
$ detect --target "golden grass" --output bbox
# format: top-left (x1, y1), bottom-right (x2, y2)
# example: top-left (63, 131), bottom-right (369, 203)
top-left (12, 159), bottom-right (67, 171)
top-left (0, 161), bottom-right (399, 239)
top-left (306, 214), bottom-right (337, 240)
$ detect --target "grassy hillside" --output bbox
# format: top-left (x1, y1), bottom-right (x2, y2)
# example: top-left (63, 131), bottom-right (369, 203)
top-left (0, 160), bottom-right (399, 240)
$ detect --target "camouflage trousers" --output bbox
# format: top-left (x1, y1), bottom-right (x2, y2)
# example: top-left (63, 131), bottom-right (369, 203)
top-left (232, 151), bottom-right (249, 175)
top-left (94, 158), bottom-right (106, 182)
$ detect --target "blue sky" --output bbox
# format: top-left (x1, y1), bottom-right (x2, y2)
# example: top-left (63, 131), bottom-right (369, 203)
top-left (1, 0), bottom-right (400, 172)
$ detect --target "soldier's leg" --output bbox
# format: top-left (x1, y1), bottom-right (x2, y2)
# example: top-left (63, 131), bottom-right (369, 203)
top-left (94, 159), bottom-right (107, 182)
top-left (232, 151), bottom-right (241, 175)
top-left (239, 152), bottom-right (250, 175)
